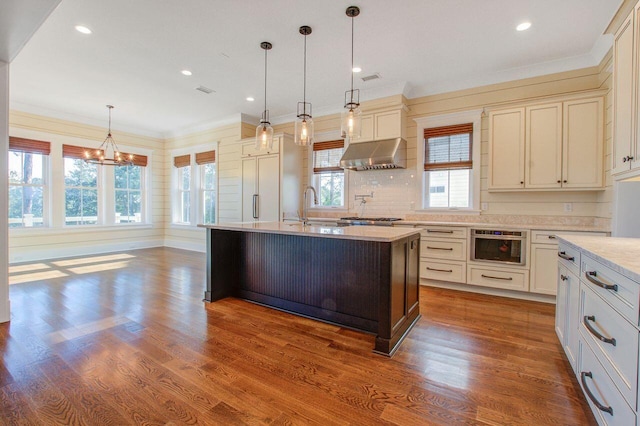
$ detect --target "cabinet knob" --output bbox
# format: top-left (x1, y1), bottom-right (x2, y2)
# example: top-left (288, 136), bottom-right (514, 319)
top-left (557, 180), bottom-right (561, 183)
top-left (520, 181), bottom-right (524, 185)
top-left (563, 180), bottom-right (567, 183)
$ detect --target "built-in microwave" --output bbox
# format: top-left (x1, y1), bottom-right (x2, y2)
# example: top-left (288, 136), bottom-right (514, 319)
top-left (470, 229), bottom-right (527, 266)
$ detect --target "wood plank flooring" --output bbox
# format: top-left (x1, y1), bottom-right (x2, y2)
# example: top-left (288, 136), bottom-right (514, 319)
top-left (2, 247), bottom-right (596, 425)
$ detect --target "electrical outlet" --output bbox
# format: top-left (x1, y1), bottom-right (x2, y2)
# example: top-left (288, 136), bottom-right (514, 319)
top-left (564, 203), bottom-right (573, 212)
top-left (481, 202), bottom-right (488, 211)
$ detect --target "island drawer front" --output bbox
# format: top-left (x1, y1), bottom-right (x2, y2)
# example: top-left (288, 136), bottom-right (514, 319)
top-left (420, 226), bottom-right (467, 239)
top-left (579, 340), bottom-right (636, 426)
top-left (580, 284), bottom-right (639, 407)
top-left (420, 260), bottom-right (465, 283)
top-left (581, 254), bottom-right (640, 326)
top-left (467, 266), bottom-right (529, 291)
top-left (421, 239), bottom-right (466, 261)
top-left (558, 241), bottom-right (581, 277)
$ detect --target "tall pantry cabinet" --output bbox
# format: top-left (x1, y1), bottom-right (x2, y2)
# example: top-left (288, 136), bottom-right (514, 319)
top-left (240, 133), bottom-right (303, 222)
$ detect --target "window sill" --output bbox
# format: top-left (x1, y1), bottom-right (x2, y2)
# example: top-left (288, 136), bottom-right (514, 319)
top-left (169, 223), bottom-right (207, 230)
top-left (308, 207), bottom-right (348, 213)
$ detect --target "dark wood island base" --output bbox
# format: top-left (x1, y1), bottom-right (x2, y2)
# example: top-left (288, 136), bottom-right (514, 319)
top-left (202, 223), bottom-right (421, 356)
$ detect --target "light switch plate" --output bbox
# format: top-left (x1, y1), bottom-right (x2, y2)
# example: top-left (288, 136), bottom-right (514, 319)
top-left (564, 203), bottom-right (573, 212)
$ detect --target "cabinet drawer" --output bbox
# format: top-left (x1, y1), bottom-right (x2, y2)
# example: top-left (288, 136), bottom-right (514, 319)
top-left (557, 241), bottom-right (581, 277)
top-left (531, 230), bottom-right (561, 245)
top-left (579, 340), bottom-right (636, 426)
top-left (241, 140), bottom-right (280, 157)
top-left (582, 254), bottom-right (640, 326)
top-left (580, 284), bottom-right (639, 407)
top-left (420, 226), bottom-right (467, 239)
top-left (420, 260), bottom-right (466, 283)
top-left (467, 266), bottom-right (529, 291)
top-left (421, 239), bottom-right (466, 261)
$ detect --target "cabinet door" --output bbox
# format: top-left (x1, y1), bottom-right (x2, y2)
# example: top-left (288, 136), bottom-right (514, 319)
top-left (555, 263), bottom-right (568, 345)
top-left (241, 157), bottom-right (257, 221)
top-left (563, 98), bottom-right (604, 188)
top-left (375, 110), bottom-right (401, 140)
top-left (565, 268), bottom-right (579, 373)
top-left (530, 244), bottom-right (558, 295)
top-left (256, 155), bottom-right (280, 222)
top-left (488, 108), bottom-right (525, 190)
top-left (612, 11), bottom-right (634, 175)
top-left (525, 103), bottom-right (562, 189)
top-left (356, 114), bottom-right (374, 142)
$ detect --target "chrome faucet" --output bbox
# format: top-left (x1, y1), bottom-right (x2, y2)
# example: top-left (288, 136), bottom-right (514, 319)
top-left (301, 185), bottom-right (319, 224)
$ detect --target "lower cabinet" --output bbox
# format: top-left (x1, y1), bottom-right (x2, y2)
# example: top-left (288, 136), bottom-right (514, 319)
top-left (419, 225), bottom-right (467, 283)
top-left (556, 238), bottom-right (640, 426)
top-left (531, 244), bottom-right (560, 295)
top-left (466, 264), bottom-right (529, 292)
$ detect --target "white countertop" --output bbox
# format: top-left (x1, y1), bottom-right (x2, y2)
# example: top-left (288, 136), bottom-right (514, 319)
top-left (557, 235), bottom-right (640, 282)
top-left (199, 222), bottom-right (420, 242)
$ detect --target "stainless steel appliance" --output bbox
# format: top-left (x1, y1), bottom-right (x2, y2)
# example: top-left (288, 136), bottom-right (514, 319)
top-left (470, 229), bottom-right (527, 265)
top-left (337, 217), bottom-right (402, 226)
top-left (339, 138), bottom-right (407, 171)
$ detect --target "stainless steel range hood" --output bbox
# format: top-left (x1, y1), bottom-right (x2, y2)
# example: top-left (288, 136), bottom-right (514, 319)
top-left (339, 138), bottom-right (407, 171)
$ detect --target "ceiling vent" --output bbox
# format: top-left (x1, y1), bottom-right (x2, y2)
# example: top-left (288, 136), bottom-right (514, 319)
top-left (361, 73), bottom-right (380, 82)
top-left (195, 85), bottom-right (215, 94)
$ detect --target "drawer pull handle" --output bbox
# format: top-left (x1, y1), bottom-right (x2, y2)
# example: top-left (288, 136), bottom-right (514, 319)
top-left (547, 235), bottom-right (557, 239)
top-left (557, 251), bottom-right (575, 261)
top-left (580, 371), bottom-right (614, 415)
top-left (560, 274), bottom-right (568, 281)
top-left (583, 315), bottom-right (616, 346)
top-left (426, 246), bottom-right (453, 251)
top-left (426, 230), bottom-right (454, 234)
top-left (481, 274), bottom-right (513, 281)
top-left (427, 267), bottom-right (453, 273)
top-left (585, 271), bottom-right (618, 292)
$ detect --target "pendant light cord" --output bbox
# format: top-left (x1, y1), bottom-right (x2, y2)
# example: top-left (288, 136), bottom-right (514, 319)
top-left (350, 14), bottom-right (354, 105)
top-left (303, 32), bottom-right (307, 115)
top-left (264, 47), bottom-right (268, 120)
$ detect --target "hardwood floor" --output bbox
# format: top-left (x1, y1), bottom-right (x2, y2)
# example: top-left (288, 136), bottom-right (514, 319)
top-left (1, 247), bottom-right (596, 425)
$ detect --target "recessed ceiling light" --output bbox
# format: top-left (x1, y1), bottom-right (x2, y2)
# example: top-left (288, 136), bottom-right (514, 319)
top-left (246, 97), bottom-right (255, 102)
top-left (75, 25), bottom-right (92, 34)
top-left (516, 22), bottom-right (531, 31)
top-left (181, 70), bottom-right (193, 76)
top-left (352, 67), bottom-right (362, 73)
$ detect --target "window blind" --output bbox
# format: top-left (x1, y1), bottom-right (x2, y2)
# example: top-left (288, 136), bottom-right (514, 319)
top-left (424, 123), bottom-right (473, 171)
top-left (173, 154), bottom-right (191, 168)
top-left (313, 140), bottom-right (344, 173)
top-left (9, 136), bottom-right (51, 155)
top-left (195, 150), bottom-right (215, 165)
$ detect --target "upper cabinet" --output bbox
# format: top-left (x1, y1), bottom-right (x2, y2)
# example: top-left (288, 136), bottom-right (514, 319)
top-left (488, 96), bottom-right (604, 191)
top-left (353, 108), bottom-right (406, 143)
top-left (612, 8), bottom-right (640, 176)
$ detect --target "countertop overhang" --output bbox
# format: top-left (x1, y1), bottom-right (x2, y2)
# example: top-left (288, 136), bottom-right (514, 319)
top-left (198, 221), bottom-right (420, 242)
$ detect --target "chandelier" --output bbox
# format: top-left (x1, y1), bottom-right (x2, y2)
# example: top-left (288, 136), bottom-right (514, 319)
top-left (84, 105), bottom-right (133, 166)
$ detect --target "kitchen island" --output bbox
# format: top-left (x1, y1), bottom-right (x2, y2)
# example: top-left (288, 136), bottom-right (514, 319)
top-left (200, 222), bottom-right (421, 356)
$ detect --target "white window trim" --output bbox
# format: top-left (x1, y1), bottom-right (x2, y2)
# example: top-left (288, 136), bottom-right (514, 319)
top-left (170, 142), bottom-right (219, 227)
top-left (8, 150), bottom-right (50, 228)
top-left (307, 130), bottom-right (349, 213)
top-left (415, 110), bottom-right (482, 214)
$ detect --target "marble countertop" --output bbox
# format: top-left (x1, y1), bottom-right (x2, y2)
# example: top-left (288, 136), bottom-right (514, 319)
top-left (199, 221), bottom-right (420, 242)
top-left (557, 235), bottom-right (640, 282)
top-left (302, 218), bottom-right (609, 233)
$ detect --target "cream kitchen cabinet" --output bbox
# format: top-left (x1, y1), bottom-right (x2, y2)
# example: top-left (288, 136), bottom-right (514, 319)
top-left (419, 225), bottom-right (467, 284)
top-left (488, 97), bottom-right (604, 191)
top-left (612, 8), bottom-right (640, 176)
top-left (354, 109), bottom-right (404, 143)
top-left (556, 240), bottom-right (581, 372)
top-left (240, 134), bottom-right (303, 222)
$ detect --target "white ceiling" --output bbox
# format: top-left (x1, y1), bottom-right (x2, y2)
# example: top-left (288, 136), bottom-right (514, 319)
top-left (6, 0), bottom-right (622, 138)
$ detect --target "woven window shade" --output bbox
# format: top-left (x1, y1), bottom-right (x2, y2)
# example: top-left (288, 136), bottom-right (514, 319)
top-left (424, 123), bottom-right (473, 171)
top-left (9, 136), bottom-right (51, 155)
top-left (313, 140), bottom-right (345, 173)
top-left (126, 153), bottom-right (148, 167)
top-left (174, 154), bottom-right (191, 168)
top-left (195, 150), bottom-right (215, 165)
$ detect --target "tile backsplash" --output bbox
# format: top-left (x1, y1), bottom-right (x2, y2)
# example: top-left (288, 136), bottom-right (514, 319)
top-left (348, 169), bottom-right (417, 217)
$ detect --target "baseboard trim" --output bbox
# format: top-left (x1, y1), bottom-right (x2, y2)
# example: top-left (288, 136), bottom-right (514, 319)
top-left (9, 239), bottom-right (164, 263)
top-left (421, 279), bottom-right (556, 304)
top-left (163, 239), bottom-right (206, 253)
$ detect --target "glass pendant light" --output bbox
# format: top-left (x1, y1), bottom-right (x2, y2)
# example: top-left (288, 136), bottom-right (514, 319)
top-left (256, 41), bottom-right (274, 150)
top-left (295, 26), bottom-right (314, 146)
top-left (341, 6), bottom-right (362, 140)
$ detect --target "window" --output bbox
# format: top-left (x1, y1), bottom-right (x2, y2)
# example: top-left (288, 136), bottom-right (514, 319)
top-left (196, 150), bottom-right (216, 224)
top-left (312, 140), bottom-right (345, 207)
top-left (423, 123), bottom-right (473, 209)
top-left (8, 137), bottom-right (50, 228)
top-left (114, 152), bottom-right (147, 224)
top-left (174, 154), bottom-right (191, 224)
top-left (63, 145), bottom-right (99, 225)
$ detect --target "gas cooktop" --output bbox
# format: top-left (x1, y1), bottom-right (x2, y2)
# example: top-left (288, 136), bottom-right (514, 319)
top-left (337, 217), bottom-right (403, 226)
